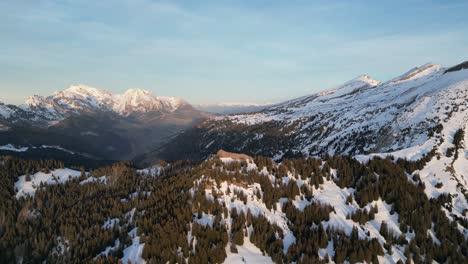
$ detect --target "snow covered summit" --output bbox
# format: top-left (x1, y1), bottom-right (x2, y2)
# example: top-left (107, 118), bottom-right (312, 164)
top-left (0, 84), bottom-right (191, 125)
top-left (114, 88), bottom-right (186, 116)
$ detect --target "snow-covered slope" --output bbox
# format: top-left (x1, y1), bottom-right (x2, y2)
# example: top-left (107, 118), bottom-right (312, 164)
top-left (224, 239), bottom-right (274, 263)
top-left (14, 168), bottom-right (83, 199)
top-left (153, 61), bottom-right (468, 163)
top-left (183, 150), bottom-right (467, 263)
top-left (221, 63), bottom-right (450, 152)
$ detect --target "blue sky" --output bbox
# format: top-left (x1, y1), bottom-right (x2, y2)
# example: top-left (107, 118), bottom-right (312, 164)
top-left (1, 0), bottom-right (467, 105)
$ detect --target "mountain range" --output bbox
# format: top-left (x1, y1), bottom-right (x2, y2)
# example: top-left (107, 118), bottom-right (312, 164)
top-left (0, 85), bottom-right (211, 162)
top-left (0, 85), bottom-right (196, 126)
top-left (1, 60), bottom-right (468, 264)
top-left (1, 61), bottom-right (467, 168)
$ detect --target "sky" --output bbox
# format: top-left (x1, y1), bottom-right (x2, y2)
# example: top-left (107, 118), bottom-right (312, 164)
top-left (1, 0), bottom-right (467, 105)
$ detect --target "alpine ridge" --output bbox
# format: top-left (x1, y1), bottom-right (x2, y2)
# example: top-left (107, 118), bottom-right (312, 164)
top-left (144, 60), bottom-right (468, 162)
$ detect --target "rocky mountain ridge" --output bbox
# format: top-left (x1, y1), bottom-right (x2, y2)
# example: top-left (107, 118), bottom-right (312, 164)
top-left (146, 61), bottom-right (468, 163)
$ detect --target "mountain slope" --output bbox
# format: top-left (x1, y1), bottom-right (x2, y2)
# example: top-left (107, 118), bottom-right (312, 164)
top-left (145, 61), bottom-right (468, 163)
top-left (141, 61), bottom-right (468, 252)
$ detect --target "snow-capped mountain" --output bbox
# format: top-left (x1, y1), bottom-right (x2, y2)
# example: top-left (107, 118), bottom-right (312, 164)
top-left (114, 88), bottom-right (186, 116)
top-left (0, 85), bottom-right (191, 126)
top-left (50, 85), bottom-right (115, 111)
top-left (0, 85), bottom-right (210, 161)
top-left (147, 61), bottom-right (468, 162)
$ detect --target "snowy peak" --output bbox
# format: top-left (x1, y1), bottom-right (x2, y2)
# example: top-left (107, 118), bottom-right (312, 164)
top-left (21, 95), bottom-right (64, 121)
top-left (24, 95), bottom-right (48, 108)
top-left (58, 84), bottom-right (113, 99)
top-left (114, 89), bottom-right (158, 115)
top-left (12, 85), bottom-right (191, 124)
top-left (122, 88), bottom-right (153, 98)
top-left (52, 84), bottom-right (115, 111)
top-left (338, 74), bottom-right (380, 90)
top-left (389, 63), bottom-right (443, 84)
top-left (114, 89), bottom-right (186, 115)
top-left (313, 74), bottom-right (380, 99)
top-left (343, 74), bottom-right (381, 88)
top-left (49, 85), bottom-right (188, 115)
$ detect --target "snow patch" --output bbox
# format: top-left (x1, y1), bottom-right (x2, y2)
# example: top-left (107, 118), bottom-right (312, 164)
top-left (122, 228), bottom-right (146, 264)
top-left (15, 168), bottom-right (82, 199)
top-left (225, 239), bottom-right (274, 264)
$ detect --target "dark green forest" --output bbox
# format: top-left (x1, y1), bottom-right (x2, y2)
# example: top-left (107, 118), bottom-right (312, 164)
top-left (0, 152), bottom-right (467, 263)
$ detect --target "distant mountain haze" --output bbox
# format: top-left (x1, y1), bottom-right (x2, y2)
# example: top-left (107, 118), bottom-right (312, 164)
top-left (194, 103), bottom-right (272, 115)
